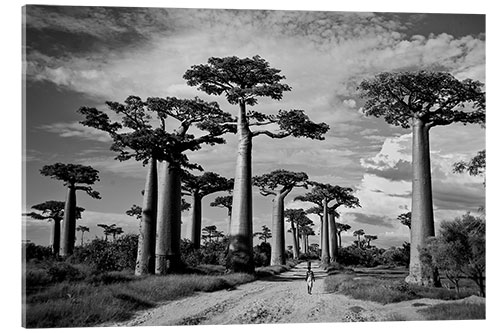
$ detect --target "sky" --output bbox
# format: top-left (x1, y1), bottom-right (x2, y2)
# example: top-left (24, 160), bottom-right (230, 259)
top-left (5, 0), bottom-right (499, 332)
top-left (20, 2), bottom-right (488, 251)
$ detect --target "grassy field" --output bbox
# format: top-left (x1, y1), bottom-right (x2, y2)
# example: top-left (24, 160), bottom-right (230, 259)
top-left (23, 260), bottom-right (297, 328)
top-left (324, 272), bottom-right (481, 304)
top-left (418, 302), bottom-right (485, 320)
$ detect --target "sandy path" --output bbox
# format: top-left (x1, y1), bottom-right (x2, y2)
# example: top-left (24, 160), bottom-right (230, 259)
top-left (111, 261), bottom-right (483, 326)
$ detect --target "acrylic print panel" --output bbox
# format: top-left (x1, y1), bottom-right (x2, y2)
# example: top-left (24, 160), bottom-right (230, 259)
top-left (22, 3), bottom-right (486, 329)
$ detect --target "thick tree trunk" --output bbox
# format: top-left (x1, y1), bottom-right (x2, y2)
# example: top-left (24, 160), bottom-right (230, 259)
top-left (329, 212), bottom-right (338, 262)
top-left (190, 192), bottom-right (202, 248)
top-left (321, 199), bottom-right (330, 265)
top-left (290, 221), bottom-right (299, 259)
top-left (337, 232), bottom-right (342, 248)
top-left (61, 185), bottom-right (76, 257)
top-left (52, 217), bottom-right (61, 257)
top-left (227, 100), bottom-right (254, 273)
top-left (406, 119), bottom-right (435, 285)
top-left (135, 158), bottom-right (158, 275)
top-left (301, 234), bottom-right (307, 255)
top-left (156, 161), bottom-right (182, 274)
top-left (270, 193), bottom-right (286, 265)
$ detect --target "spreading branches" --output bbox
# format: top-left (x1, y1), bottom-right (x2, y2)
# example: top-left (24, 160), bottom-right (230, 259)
top-left (358, 71), bottom-right (485, 129)
top-left (253, 169), bottom-right (308, 197)
top-left (40, 163), bottom-right (101, 199)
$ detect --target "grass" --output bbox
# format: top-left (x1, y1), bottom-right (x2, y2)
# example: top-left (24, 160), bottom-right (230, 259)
top-left (324, 273), bottom-right (480, 304)
top-left (24, 270), bottom-right (255, 328)
top-left (418, 303), bottom-right (485, 320)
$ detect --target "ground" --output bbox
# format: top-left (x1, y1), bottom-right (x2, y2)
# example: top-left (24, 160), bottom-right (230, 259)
top-left (108, 261), bottom-right (484, 326)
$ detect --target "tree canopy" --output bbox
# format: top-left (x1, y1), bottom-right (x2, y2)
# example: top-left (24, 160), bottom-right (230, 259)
top-left (25, 200), bottom-right (84, 221)
top-left (40, 163), bottom-right (101, 198)
top-left (253, 169), bottom-right (308, 196)
top-left (182, 171), bottom-right (233, 197)
top-left (358, 71), bottom-right (485, 129)
top-left (184, 55), bottom-right (291, 106)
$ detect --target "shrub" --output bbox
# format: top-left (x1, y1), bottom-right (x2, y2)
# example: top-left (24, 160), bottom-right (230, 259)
top-left (337, 245), bottom-right (385, 267)
top-left (253, 242), bottom-right (271, 267)
top-left (23, 242), bottom-right (53, 261)
top-left (381, 242), bottom-right (410, 267)
top-left (69, 234), bottom-right (138, 272)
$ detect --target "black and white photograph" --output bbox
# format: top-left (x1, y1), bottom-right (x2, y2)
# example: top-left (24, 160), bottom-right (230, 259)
top-left (14, 0), bottom-right (495, 330)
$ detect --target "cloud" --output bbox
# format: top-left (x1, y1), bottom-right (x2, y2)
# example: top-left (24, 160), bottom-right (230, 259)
top-left (347, 212), bottom-right (395, 228)
top-left (365, 159), bottom-right (412, 182)
top-left (39, 122), bottom-right (113, 142)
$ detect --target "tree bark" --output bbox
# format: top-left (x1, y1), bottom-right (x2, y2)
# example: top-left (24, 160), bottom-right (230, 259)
top-left (301, 234), bottom-right (307, 255)
top-left (329, 212), bottom-right (339, 262)
top-left (156, 160), bottom-right (182, 274)
top-left (227, 100), bottom-right (254, 273)
top-left (270, 193), bottom-right (286, 265)
top-left (52, 217), bottom-right (61, 257)
top-left (190, 192), bottom-right (202, 248)
top-left (135, 158), bottom-right (158, 276)
top-left (290, 221), bottom-right (299, 259)
top-left (61, 185), bottom-right (76, 257)
top-left (406, 118), bottom-right (436, 285)
top-left (321, 199), bottom-right (330, 265)
top-left (337, 232), bottom-right (342, 248)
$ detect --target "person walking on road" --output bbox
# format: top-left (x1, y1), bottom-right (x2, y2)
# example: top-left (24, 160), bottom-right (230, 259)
top-left (305, 262), bottom-right (315, 295)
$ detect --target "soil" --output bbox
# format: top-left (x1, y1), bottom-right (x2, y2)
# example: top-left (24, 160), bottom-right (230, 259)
top-left (108, 261), bottom-right (484, 326)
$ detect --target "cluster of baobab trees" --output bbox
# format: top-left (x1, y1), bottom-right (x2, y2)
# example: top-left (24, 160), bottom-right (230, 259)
top-left (27, 55), bottom-right (485, 287)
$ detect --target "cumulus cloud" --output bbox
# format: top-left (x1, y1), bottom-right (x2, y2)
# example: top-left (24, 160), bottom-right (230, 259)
top-left (39, 122), bottom-right (113, 142)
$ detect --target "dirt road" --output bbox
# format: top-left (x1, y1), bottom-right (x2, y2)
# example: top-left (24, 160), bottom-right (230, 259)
top-left (113, 261), bottom-right (481, 326)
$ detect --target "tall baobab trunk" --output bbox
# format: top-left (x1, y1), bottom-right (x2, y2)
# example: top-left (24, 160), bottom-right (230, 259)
top-left (156, 161), bottom-right (182, 274)
top-left (406, 118), bottom-right (436, 285)
top-left (190, 192), bottom-right (202, 248)
top-left (301, 234), bottom-right (307, 255)
top-left (52, 218), bottom-right (61, 257)
top-left (270, 193), bottom-right (286, 265)
top-left (228, 100), bottom-right (254, 273)
top-left (321, 199), bottom-right (330, 265)
top-left (135, 158), bottom-right (158, 275)
top-left (290, 221), bottom-right (299, 259)
top-left (328, 212), bottom-right (338, 262)
top-left (61, 185), bottom-right (76, 257)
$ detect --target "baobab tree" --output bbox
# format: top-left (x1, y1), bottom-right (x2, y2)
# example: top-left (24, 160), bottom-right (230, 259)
top-left (201, 225), bottom-right (224, 244)
top-left (182, 171), bottom-right (233, 248)
top-left (336, 223), bottom-right (351, 248)
top-left (126, 200), bottom-right (191, 219)
top-left (184, 55), bottom-right (329, 273)
top-left (253, 169), bottom-right (308, 265)
top-left (353, 229), bottom-right (365, 248)
top-left (296, 183), bottom-right (360, 264)
top-left (24, 200), bottom-right (84, 256)
top-left (40, 163), bottom-right (100, 257)
top-left (299, 225), bottom-right (315, 255)
top-left (210, 195), bottom-right (233, 231)
top-left (79, 96), bottom-right (233, 275)
top-left (398, 212), bottom-right (412, 230)
top-left (364, 234), bottom-right (378, 247)
top-left (253, 225), bottom-right (272, 244)
top-left (359, 71), bottom-right (485, 285)
top-left (304, 205), bottom-right (338, 250)
top-left (76, 225), bottom-right (89, 246)
top-left (284, 208), bottom-right (312, 259)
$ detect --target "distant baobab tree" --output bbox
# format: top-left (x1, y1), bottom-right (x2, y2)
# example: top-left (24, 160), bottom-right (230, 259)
top-left (76, 225), bottom-right (89, 246)
top-left (353, 229), bottom-right (365, 248)
top-left (253, 169), bottom-right (308, 265)
top-left (358, 71), bottom-right (485, 285)
top-left (184, 55), bottom-right (329, 273)
top-left (364, 234), bottom-right (378, 247)
top-left (284, 208), bottom-right (312, 259)
top-left (398, 212), bottom-right (412, 230)
top-left (336, 223), bottom-right (351, 248)
top-left (296, 182), bottom-right (360, 263)
top-left (210, 195), bottom-right (233, 231)
top-left (24, 200), bottom-right (84, 256)
top-left (40, 163), bottom-right (100, 257)
top-left (253, 225), bottom-right (272, 244)
top-left (182, 171), bottom-right (233, 248)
